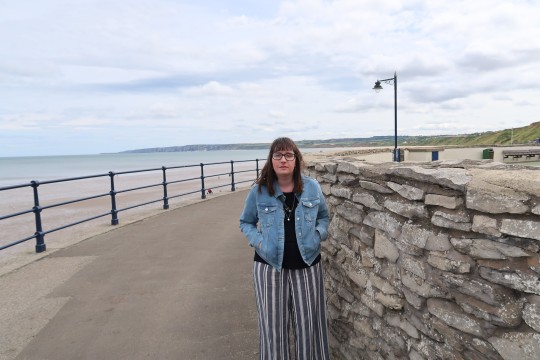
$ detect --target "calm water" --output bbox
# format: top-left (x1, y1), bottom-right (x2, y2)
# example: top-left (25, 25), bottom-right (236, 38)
top-left (0, 148), bottom-right (337, 186)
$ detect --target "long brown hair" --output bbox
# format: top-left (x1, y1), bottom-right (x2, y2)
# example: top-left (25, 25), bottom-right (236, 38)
top-left (256, 137), bottom-right (304, 196)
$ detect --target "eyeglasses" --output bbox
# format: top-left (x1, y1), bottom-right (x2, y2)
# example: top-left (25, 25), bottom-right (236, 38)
top-left (272, 152), bottom-right (296, 161)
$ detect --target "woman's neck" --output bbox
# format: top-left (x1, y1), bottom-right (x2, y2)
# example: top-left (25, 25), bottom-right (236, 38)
top-left (277, 175), bottom-right (294, 193)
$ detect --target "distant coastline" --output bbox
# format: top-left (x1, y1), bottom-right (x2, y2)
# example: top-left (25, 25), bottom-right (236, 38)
top-left (118, 121), bottom-right (540, 154)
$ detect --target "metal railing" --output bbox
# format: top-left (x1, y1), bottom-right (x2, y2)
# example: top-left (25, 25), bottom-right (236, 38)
top-left (0, 159), bottom-right (263, 253)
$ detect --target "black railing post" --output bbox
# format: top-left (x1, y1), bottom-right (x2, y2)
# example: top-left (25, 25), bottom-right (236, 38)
top-left (31, 180), bottom-right (46, 253)
top-left (109, 172), bottom-right (119, 225)
top-left (200, 163), bottom-right (206, 199)
top-left (256, 159), bottom-right (260, 178)
top-left (162, 166), bottom-right (169, 209)
top-left (230, 160), bottom-right (236, 191)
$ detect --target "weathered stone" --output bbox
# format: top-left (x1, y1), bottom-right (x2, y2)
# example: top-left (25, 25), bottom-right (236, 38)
top-left (434, 209), bottom-right (470, 223)
top-left (324, 162), bottom-right (338, 174)
top-left (384, 199), bottom-right (429, 219)
top-left (532, 205), bottom-right (540, 215)
top-left (337, 287), bottom-right (355, 303)
top-left (385, 314), bottom-right (420, 339)
top-left (359, 180), bottom-right (393, 194)
top-left (374, 229), bottom-right (399, 263)
top-left (320, 173), bottom-right (338, 183)
top-left (320, 183), bottom-right (332, 196)
top-left (398, 223), bottom-right (427, 248)
top-left (432, 211), bottom-right (472, 231)
top-left (363, 211), bottom-right (402, 239)
top-left (353, 318), bottom-right (377, 338)
top-left (402, 286), bottom-right (424, 309)
top-left (454, 292), bottom-right (524, 327)
top-left (337, 174), bottom-right (357, 186)
top-left (337, 161), bottom-right (361, 175)
top-left (466, 188), bottom-right (529, 214)
top-left (375, 292), bottom-right (405, 310)
top-left (401, 254), bottom-right (430, 280)
top-left (428, 251), bottom-right (472, 273)
top-left (440, 272), bottom-right (516, 306)
top-left (388, 166), bottom-right (471, 191)
top-left (479, 267), bottom-right (540, 295)
top-left (401, 270), bottom-right (448, 298)
top-left (425, 232), bottom-right (452, 251)
top-left (427, 298), bottom-right (485, 337)
top-left (523, 295), bottom-right (540, 332)
top-left (347, 268), bottom-right (368, 288)
top-left (349, 225), bottom-right (374, 247)
top-left (489, 332), bottom-right (540, 360)
top-left (352, 192), bottom-right (384, 211)
top-left (450, 238), bottom-right (531, 259)
top-left (330, 185), bottom-right (352, 199)
top-left (500, 219), bottom-right (540, 241)
top-left (360, 293), bottom-right (384, 317)
top-left (425, 194), bottom-right (463, 209)
top-left (359, 243), bottom-right (378, 268)
top-left (408, 349), bottom-right (425, 360)
top-left (386, 181), bottom-right (425, 200)
top-left (369, 273), bottom-right (398, 295)
top-left (471, 215), bottom-right (501, 236)
top-left (336, 201), bottom-right (365, 223)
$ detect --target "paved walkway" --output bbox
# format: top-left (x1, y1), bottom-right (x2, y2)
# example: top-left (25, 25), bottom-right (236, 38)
top-left (1, 190), bottom-right (258, 360)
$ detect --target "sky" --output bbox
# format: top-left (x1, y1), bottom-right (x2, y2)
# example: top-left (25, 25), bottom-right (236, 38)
top-left (1, 0), bottom-right (539, 157)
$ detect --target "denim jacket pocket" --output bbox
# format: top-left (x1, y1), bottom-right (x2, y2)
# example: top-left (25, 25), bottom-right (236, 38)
top-left (301, 198), bottom-right (320, 222)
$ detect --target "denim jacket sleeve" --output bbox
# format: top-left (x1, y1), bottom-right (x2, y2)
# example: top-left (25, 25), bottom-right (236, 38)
top-left (239, 186), bottom-right (261, 248)
top-left (314, 180), bottom-right (330, 241)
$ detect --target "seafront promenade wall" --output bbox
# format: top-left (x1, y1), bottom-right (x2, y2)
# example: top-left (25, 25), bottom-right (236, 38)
top-left (305, 158), bottom-right (540, 360)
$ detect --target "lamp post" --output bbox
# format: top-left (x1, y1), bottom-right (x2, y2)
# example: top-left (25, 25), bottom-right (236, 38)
top-left (373, 72), bottom-right (399, 162)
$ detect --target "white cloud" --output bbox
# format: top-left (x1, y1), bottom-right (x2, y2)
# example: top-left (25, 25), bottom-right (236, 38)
top-left (1, 0), bottom-right (539, 156)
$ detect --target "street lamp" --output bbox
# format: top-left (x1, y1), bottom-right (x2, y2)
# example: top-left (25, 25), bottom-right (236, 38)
top-left (373, 72), bottom-right (399, 162)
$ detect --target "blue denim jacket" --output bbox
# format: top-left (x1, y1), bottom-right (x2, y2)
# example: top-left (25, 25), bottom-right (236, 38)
top-left (239, 175), bottom-right (329, 271)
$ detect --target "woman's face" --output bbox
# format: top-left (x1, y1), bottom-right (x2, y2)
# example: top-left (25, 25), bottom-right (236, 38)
top-left (271, 149), bottom-right (296, 178)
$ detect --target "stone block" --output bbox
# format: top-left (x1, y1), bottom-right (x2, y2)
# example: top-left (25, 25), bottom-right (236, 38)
top-left (337, 287), bottom-right (355, 303)
top-left (331, 185), bottom-right (352, 199)
top-left (427, 298), bottom-right (486, 337)
top-left (353, 318), bottom-right (377, 338)
top-left (374, 229), bottom-right (399, 263)
top-left (532, 205), bottom-right (540, 215)
top-left (399, 223), bottom-right (447, 250)
top-left (425, 193), bottom-right (463, 209)
top-left (425, 232), bottom-right (452, 251)
top-left (321, 173), bottom-right (338, 183)
top-left (337, 161), bottom-right (361, 175)
top-left (347, 268), bottom-right (368, 288)
top-left (352, 192), bottom-right (384, 211)
top-left (401, 270), bottom-right (448, 298)
top-left (427, 251), bottom-right (472, 273)
top-left (479, 267), bottom-right (540, 295)
top-left (360, 293), bottom-right (384, 317)
top-left (471, 215), bottom-right (501, 236)
top-left (432, 212), bottom-right (472, 232)
top-left (369, 273), bottom-right (398, 295)
top-left (402, 286), bottom-right (424, 309)
top-left (441, 272), bottom-right (516, 306)
top-left (450, 238), bottom-right (530, 259)
top-left (338, 174), bottom-right (358, 186)
top-left (523, 295), bottom-right (540, 332)
top-left (388, 166), bottom-right (471, 191)
top-left (363, 211), bottom-right (402, 239)
top-left (336, 201), bottom-right (365, 223)
top-left (466, 188), bottom-right (529, 214)
top-left (385, 313), bottom-right (420, 339)
top-left (359, 180), bottom-right (393, 194)
top-left (489, 332), bottom-right (540, 360)
top-left (400, 254), bottom-right (429, 280)
top-left (500, 219), bottom-right (540, 241)
top-left (383, 199), bottom-right (429, 219)
top-left (454, 292), bottom-right (524, 327)
top-left (386, 181), bottom-right (425, 200)
top-left (349, 225), bottom-right (374, 247)
top-left (375, 292), bottom-right (405, 310)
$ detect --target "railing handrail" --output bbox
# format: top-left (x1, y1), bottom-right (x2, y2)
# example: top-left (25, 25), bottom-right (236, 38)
top-left (0, 158), bottom-right (263, 253)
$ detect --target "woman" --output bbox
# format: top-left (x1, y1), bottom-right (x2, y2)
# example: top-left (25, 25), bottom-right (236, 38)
top-left (239, 137), bottom-right (330, 360)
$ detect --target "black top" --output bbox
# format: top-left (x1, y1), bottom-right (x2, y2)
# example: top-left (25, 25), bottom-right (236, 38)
top-left (254, 192), bottom-right (320, 269)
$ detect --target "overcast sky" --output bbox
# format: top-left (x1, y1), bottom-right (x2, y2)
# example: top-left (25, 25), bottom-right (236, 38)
top-left (1, 0), bottom-right (539, 157)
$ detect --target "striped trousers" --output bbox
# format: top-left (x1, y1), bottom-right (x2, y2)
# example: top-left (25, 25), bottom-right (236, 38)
top-left (252, 261), bottom-right (330, 360)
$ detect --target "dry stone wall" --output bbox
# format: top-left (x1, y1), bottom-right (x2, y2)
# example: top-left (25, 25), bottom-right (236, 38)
top-left (305, 159), bottom-right (540, 360)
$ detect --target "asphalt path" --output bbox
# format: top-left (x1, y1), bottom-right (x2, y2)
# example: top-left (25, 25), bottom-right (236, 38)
top-left (2, 189), bottom-right (258, 360)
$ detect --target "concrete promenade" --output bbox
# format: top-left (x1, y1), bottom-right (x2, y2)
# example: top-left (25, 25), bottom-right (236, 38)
top-left (1, 190), bottom-right (258, 360)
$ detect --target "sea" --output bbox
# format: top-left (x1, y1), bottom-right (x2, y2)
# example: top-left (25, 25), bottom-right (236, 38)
top-left (0, 148), bottom-right (336, 187)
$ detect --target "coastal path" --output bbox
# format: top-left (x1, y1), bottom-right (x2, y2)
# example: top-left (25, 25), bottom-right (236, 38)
top-left (0, 190), bottom-right (259, 360)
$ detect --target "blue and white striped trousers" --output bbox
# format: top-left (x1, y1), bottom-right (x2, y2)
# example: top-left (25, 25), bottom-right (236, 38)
top-left (252, 261), bottom-right (330, 360)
